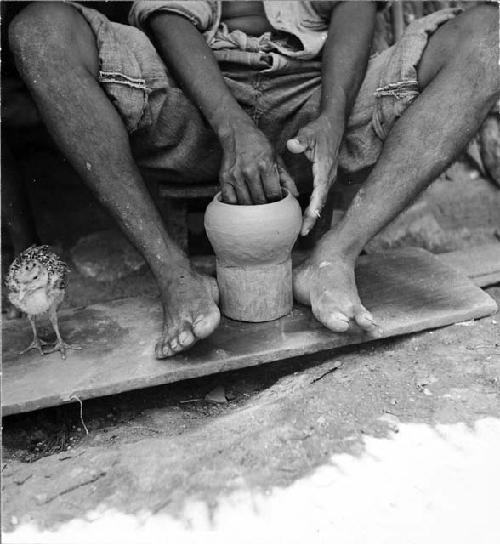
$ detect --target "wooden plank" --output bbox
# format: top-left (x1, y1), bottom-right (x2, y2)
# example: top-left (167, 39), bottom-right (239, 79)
top-left (438, 243), bottom-right (500, 287)
top-left (2, 248), bottom-right (497, 416)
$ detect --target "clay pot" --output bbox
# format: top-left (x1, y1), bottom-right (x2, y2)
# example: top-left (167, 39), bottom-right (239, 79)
top-left (204, 192), bottom-right (302, 322)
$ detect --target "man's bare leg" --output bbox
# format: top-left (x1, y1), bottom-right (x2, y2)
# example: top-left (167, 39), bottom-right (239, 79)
top-left (294, 5), bottom-right (499, 332)
top-left (9, 3), bottom-right (220, 357)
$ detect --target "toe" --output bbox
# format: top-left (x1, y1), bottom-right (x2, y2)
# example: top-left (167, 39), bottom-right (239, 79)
top-left (155, 337), bottom-right (173, 359)
top-left (178, 328), bottom-right (195, 347)
top-left (312, 300), bottom-right (351, 332)
top-left (354, 306), bottom-right (382, 336)
top-left (323, 311), bottom-right (351, 332)
top-left (193, 308), bottom-right (221, 339)
top-left (168, 335), bottom-right (181, 352)
top-left (312, 292), bottom-right (353, 333)
top-left (161, 320), bottom-right (207, 357)
top-left (168, 327), bottom-right (194, 354)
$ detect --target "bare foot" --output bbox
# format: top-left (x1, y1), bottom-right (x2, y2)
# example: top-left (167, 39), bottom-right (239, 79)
top-left (155, 268), bottom-right (220, 358)
top-left (293, 252), bottom-right (381, 336)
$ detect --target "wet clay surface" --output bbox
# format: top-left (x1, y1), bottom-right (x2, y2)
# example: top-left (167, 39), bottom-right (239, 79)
top-left (2, 287), bottom-right (499, 532)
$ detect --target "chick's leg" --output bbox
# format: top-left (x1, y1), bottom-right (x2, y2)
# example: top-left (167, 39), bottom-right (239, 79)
top-left (44, 307), bottom-right (82, 360)
top-left (20, 315), bottom-right (50, 355)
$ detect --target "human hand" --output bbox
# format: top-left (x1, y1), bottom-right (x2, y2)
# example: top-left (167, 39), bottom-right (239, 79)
top-left (287, 114), bottom-right (344, 235)
top-left (218, 120), bottom-right (297, 205)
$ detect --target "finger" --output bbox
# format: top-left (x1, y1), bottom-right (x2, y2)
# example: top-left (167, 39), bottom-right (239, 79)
top-left (243, 166), bottom-right (267, 204)
top-left (280, 175), bottom-right (299, 198)
top-left (219, 157), bottom-right (238, 204)
top-left (226, 163), bottom-right (254, 205)
top-left (287, 138), bottom-right (307, 154)
top-left (221, 183), bottom-right (237, 204)
top-left (310, 148), bottom-right (333, 209)
top-left (287, 126), bottom-right (316, 156)
top-left (234, 180), bottom-right (253, 205)
top-left (277, 157), bottom-right (299, 197)
top-left (301, 151), bottom-right (336, 236)
top-left (301, 207), bottom-right (318, 237)
top-left (260, 163), bottom-right (282, 202)
top-left (301, 182), bottom-right (329, 236)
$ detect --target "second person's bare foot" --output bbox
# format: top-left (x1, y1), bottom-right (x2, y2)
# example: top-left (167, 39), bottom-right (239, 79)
top-left (293, 250), bottom-right (381, 336)
top-left (155, 267), bottom-right (221, 358)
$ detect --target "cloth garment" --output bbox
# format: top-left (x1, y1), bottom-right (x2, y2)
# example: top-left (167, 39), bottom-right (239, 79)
top-left (130, 1), bottom-right (386, 71)
top-left (70, 2), bottom-right (461, 189)
top-left (130, 0), bottom-right (337, 71)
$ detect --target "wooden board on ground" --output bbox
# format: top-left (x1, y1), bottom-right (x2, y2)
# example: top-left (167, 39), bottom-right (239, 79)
top-left (2, 248), bottom-right (497, 416)
top-left (438, 243), bottom-right (500, 287)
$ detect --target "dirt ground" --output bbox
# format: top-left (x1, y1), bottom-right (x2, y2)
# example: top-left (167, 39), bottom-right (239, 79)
top-left (3, 285), bottom-right (499, 536)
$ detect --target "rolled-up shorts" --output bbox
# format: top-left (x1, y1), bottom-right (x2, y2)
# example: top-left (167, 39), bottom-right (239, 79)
top-left (72, 3), bottom-right (461, 190)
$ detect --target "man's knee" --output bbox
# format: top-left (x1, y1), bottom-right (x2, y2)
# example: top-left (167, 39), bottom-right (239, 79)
top-left (457, 7), bottom-right (497, 68)
top-left (457, 4), bottom-right (498, 37)
top-left (9, 2), bottom-right (74, 60)
top-left (438, 5), bottom-right (499, 98)
top-left (9, 2), bottom-right (98, 77)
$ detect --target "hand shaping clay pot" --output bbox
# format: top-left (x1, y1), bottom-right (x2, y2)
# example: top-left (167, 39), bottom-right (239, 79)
top-left (204, 192), bottom-right (302, 322)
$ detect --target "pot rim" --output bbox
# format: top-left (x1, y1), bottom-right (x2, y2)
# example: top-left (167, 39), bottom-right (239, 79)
top-left (212, 189), bottom-right (294, 209)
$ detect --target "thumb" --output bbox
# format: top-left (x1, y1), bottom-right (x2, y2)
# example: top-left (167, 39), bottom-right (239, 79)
top-left (287, 128), bottom-right (312, 154)
top-left (286, 138), bottom-right (306, 154)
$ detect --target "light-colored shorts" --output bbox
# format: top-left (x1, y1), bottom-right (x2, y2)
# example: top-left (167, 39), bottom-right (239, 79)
top-left (72, 4), bottom-right (461, 190)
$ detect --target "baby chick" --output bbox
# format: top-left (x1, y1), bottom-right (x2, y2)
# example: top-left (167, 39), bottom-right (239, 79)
top-left (6, 245), bottom-right (81, 359)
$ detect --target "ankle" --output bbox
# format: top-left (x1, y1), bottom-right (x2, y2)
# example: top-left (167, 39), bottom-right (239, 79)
top-left (313, 237), bottom-right (357, 263)
top-left (315, 226), bottom-right (367, 262)
top-left (153, 256), bottom-right (193, 287)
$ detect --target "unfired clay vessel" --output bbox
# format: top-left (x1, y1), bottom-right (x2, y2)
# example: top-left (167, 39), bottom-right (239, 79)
top-left (204, 192), bottom-right (302, 322)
